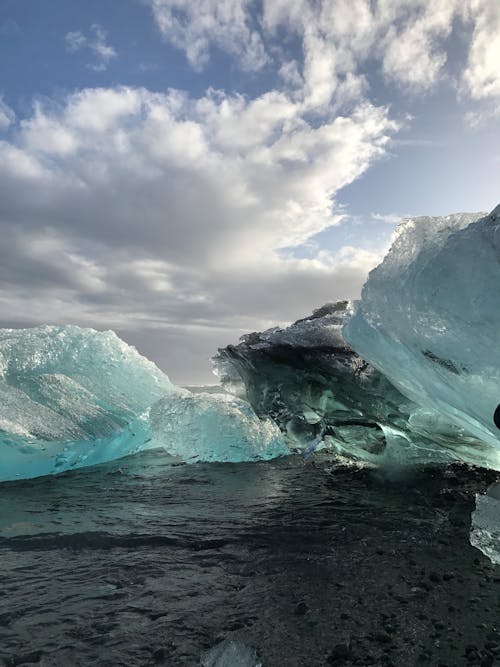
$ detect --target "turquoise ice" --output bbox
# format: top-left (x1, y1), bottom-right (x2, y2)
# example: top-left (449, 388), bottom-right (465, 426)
top-left (0, 325), bottom-right (287, 481)
top-left (344, 205), bottom-right (500, 468)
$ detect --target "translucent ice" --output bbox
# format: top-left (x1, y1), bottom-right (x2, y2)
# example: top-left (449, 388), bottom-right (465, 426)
top-left (0, 325), bottom-right (288, 481)
top-left (0, 325), bottom-right (176, 481)
top-left (214, 299), bottom-right (500, 468)
top-left (201, 640), bottom-right (262, 667)
top-left (343, 205), bottom-right (500, 467)
top-left (470, 483), bottom-right (500, 565)
top-left (214, 303), bottom-right (455, 465)
top-left (150, 392), bottom-right (288, 463)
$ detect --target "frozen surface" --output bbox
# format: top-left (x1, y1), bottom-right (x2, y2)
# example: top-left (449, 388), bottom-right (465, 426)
top-left (0, 325), bottom-right (177, 481)
top-left (344, 206), bottom-right (500, 468)
top-left (150, 392), bottom-right (288, 463)
top-left (470, 483), bottom-right (500, 565)
top-left (201, 639), bottom-right (262, 667)
top-left (213, 302), bottom-right (498, 467)
top-left (0, 325), bottom-right (287, 481)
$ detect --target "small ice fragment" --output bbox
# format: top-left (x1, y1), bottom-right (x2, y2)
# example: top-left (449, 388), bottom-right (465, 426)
top-left (302, 433), bottom-right (323, 460)
top-left (470, 483), bottom-right (500, 565)
top-left (201, 639), bottom-right (262, 667)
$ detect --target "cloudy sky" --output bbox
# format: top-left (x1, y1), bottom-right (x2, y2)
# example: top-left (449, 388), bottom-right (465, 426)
top-left (0, 0), bottom-right (499, 383)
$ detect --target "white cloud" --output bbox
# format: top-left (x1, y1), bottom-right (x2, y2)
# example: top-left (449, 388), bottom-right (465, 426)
top-left (149, 0), bottom-right (268, 71)
top-left (4, 1), bottom-right (498, 381)
top-left (65, 24), bottom-right (117, 71)
top-left (462, 0), bottom-right (500, 103)
top-left (371, 213), bottom-right (403, 224)
top-left (0, 85), bottom-right (396, 380)
top-left (149, 0), bottom-right (500, 110)
top-left (0, 99), bottom-right (15, 130)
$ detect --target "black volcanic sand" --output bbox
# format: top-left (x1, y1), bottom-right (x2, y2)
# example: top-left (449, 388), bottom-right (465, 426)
top-left (0, 451), bottom-right (498, 667)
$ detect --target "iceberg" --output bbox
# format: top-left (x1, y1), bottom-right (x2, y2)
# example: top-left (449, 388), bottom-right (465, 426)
top-left (214, 223), bottom-right (500, 470)
top-left (0, 326), bottom-right (287, 482)
top-left (0, 325), bottom-right (177, 481)
top-left (213, 302), bottom-right (467, 466)
top-left (343, 205), bottom-right (500, 468)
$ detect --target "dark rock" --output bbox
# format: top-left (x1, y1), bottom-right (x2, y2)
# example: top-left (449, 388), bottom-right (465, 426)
top-left (294, 601), bottom-right (309, 616)
top-left (327, 642), bottom-right (352, 664)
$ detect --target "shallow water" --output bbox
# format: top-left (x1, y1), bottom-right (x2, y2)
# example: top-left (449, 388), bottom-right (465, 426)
top-left (0, 451), bottom-right (499, 666)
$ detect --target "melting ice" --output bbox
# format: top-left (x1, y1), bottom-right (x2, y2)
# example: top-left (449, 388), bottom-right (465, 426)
top-left (1, 205), bottom-right (500, 481)
top-left (344, 205), bottom-right (500, 465)
top-left (0, 326), bottom-right (287, 481)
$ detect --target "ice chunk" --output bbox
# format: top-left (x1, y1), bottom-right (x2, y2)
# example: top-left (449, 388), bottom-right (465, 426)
top-left (470, 483), bottom-right (500, 565)
top-left (0, 325), bottom-right (176, 481)
top-left (150, 392), bottom-right (288, 463)
top-left (201, 639), bottom-right (262, 667)
top-left (213, 303), bottom-right (459, 465)
top-left (343, 206), bottom-right (500, 468)
top-left (0, 326), bottom-right (289, 481)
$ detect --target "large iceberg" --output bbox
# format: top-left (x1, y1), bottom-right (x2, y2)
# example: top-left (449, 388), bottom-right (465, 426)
top-left (213, 302), bottom-right (498, 467)
top-left (0, 326), bottom-right (287, 481)
top-left (214, 206), bottom-right (500, 469)
top-left (0, 325), bottom-right (176, 481)
top-left (343, 205), bottom-right (500, 468)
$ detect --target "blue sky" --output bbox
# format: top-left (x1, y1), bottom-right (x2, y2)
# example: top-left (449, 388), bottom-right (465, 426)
top-left (0, 0), bottom-right (499, 381)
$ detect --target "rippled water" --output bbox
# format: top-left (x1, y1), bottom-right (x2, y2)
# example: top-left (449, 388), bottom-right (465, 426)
top-left (0, 451), bottom-right (499, 666)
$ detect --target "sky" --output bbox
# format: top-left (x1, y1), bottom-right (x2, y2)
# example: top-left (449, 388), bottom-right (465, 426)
top-left (0, 0), bottom-right (499, 383)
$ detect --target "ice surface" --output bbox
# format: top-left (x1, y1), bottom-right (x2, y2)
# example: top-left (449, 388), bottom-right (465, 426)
top-left (214, 304), bottom-right (443, 465)
top-left (150, 392), bottom-right (288, 463)
top-left (4, 206), bottom-right (500, 479)
top-left (0, 326), bottom-right (288, 481)
top-left (0, 325), bottom-right (178, 481)
top-left (214, 300), bottom-right (500, 468)
top-left (201, 640), bottom-right (262, 667)
top-left (470, 483), bottom-right (500, 565)
top-left (343, 206), bottom-right (500, 468)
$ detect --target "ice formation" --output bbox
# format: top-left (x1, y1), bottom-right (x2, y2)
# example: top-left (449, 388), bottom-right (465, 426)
top-left (3, 205), bottom-right (500, 480)
top-left (150, 392), bottom-right (287, 463)
top-left (0, 326), bottom-right (287, 481)
top-left (201, 640), bottom-right (262, 667)
top-left (344, 205), bottom-right (500, 467)
top-left (213, 302), bottom-right (499, 467)
top-left (214, 206), bottom-right (500, 469)
top-left (0, 325), bottom-right (177, 481)
top-left (470, 483), bottom-right (500, 565)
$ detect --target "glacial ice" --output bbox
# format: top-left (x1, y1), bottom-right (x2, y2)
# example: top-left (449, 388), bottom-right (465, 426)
top-left (201, 640), bottom-right (262, 667)
top-left (343, 205), bottom-right (500, 467)
top-left (470, 483), bottom-right (500, 565)
top-left (150, 392), bottom-right (288, 463)
top-left (0, 325), bottom-right (287, 481)
top-left (3, 205), bottom-right (500, 480)
top-left (213, 301), bottom-right (499, 467)
top-left (0, 325), bottom-right (177, 481)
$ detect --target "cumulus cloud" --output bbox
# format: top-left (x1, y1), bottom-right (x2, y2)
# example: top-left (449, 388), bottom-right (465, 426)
top-left (65, 24), bottom-right (117, 71)
top-left (0, 98), bottom-right (15, 130)
top-left (149, 0), bottom-right (267, 71)
top-left (150, 0), bottom-right (500, 107)
top-left (3, 1), bottom-right (498, 381)
top-left (0, 84), bottom-right (395, 380)
top-left (461, 0), bottom-right (500, 104)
